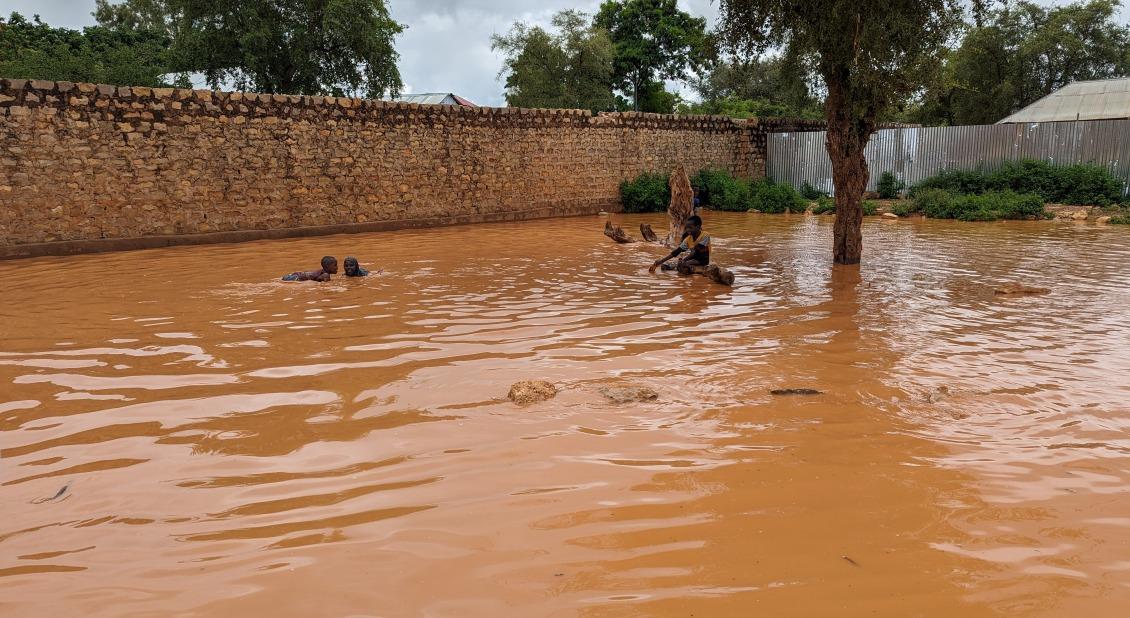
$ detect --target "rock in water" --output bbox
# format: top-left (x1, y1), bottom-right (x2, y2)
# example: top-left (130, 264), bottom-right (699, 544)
top-left (640, 223), bottom-right (659, 242)
top-left (599, 385), bottom-right (659, 403)
top-left (508, 381), bottom-right (557, 404)
top-left (705, 264), bottom-right (735, 287)
top-left (770, 388), bottom-right (823, 396)
top-left (604, 220), bottom-right (634, 244)
top-left (667, 164), bottom-right (694, 246)
top-left (994, 283), bottom-right (1050, 296)
top-left (882, 212), bottom-right (899, 219)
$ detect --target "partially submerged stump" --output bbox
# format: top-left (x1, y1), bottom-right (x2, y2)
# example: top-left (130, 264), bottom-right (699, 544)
top-left (667, 164), bottom-right (694, 246)
top-left (640, 223), bottom-right (659, 242)
top-left (508, 380), bottom-right (557, 404)
top-left (604, 220), bottom-right (634, 244)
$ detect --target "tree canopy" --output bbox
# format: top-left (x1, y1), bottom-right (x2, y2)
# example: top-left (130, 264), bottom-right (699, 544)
top-left (0, 11), bottom-right (177, 87)
top-left (595, 0), bottom-right (712, 110)
top-left (492, 10), bottom-right (616, 112)
top-left (94, 0), bottom-right (404, 97)
top-left (912, 0), bottom-right (1130, 125)
top-left (679, 53), bottom-right (822, 118)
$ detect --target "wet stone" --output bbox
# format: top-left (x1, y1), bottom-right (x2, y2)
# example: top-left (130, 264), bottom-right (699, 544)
top-left (508, 380), bottom-right (557, 405)
top-left (599, 385), bottom-right (659, 404)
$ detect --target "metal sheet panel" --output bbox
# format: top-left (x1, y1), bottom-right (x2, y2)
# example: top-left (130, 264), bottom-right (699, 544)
top-left (766, 119), bottom-right (1130, 196)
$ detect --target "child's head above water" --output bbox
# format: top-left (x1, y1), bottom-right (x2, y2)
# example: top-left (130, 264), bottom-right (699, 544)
top-left (343, 256), bottom-right (369, 277)
top-left (685, 215), bottom-right (703, 235)
top-left (321, 255), bottom-right (338, 274)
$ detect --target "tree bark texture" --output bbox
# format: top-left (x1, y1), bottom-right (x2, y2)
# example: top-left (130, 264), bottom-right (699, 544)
top-left (667, 164), bottom-right (694, 246)
top-left (824, 78), bottom-right (876, 265)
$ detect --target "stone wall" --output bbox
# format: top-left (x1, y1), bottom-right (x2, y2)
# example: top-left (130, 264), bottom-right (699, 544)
top-left (0, 78), bottom-right (812, 258)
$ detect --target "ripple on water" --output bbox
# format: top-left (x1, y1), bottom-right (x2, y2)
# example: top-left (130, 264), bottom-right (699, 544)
top-left (0, 214), bottom-right (1128, 616)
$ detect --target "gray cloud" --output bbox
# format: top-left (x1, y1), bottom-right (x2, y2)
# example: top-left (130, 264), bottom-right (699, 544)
top-left (3, 1), bottom-right (1126, 107)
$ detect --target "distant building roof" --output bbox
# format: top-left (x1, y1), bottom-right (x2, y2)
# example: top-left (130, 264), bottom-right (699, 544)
top-left (997, 77), bottom-right (1130, 124)
top-left (391, 92), bottom-right (478, 107)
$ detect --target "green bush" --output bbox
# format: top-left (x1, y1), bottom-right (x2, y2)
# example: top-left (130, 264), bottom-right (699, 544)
top-left (890, 201), bottom-right (921, 217)
top-left (915, 189), bottom-right (1047, 221)
top-left (913, 188), bottom-right (957, 218)
top-left (750, 179), bottom-right (807, 213)
top-left (1111, 215), bottom-right (1130, 224)
top-left (807, 196), bottom-right (877, 215)
top-left (912, 160), bottom-right (1124, 206)
top-left (812, 195), bottom-right (835, 214)
top-left (692, 168), bottom-right (750, 211)
top-left (913, 169), bottom-right (992, 196)
top-left (877, 171), bottom-right (905, 199)
top-left (1051, 164), bottom-right (1123, 206)
top-left (620, 172), bottom-right (669, 213)
top-left (800, 181), bottom-right (827, 200)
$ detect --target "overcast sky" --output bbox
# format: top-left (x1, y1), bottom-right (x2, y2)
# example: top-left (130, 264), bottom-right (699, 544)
top-left (4, 0), bottom-right (1128, 107)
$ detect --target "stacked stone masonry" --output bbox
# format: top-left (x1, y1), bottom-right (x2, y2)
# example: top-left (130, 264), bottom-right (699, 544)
top-left (0, 79), bottom-right (820, 256)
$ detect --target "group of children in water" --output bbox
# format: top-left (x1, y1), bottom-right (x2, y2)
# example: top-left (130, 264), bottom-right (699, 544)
top-left (281, 255), bottom-right (371, 282)
top-left (282, 215), bottom-right (711, 283)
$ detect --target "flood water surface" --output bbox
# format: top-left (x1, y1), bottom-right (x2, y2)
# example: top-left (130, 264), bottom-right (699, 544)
top-left (1, 214), bottom-right (1128, 617)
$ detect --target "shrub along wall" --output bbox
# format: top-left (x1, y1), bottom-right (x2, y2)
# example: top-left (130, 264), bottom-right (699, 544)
top-left (0, 79), bottom-right (820, 258)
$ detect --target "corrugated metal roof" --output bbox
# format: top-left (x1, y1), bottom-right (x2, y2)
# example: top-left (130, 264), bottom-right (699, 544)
top-left (997, 77), bottom-right (1130, 124)
top-left (391, 93), bottom-right (477, 107)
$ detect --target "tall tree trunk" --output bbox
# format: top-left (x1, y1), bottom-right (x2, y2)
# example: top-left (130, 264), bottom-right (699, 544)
top-left (824, 77), bottom-right (876, 265)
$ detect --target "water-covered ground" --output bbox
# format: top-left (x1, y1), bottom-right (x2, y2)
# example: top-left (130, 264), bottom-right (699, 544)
top-left (2, 213), bottom-right (1128, 616)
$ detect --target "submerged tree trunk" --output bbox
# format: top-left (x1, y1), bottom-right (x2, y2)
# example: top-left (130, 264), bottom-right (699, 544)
top-left (824, 77), bottom-right (877, 265)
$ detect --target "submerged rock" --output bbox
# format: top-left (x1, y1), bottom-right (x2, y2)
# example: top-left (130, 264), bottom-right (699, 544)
top-left (599, 385), bottom-right (659, 403)
top-left (770, 388), bottom-right (823, 396)
top-left (994, 282), bottom-right (1050, 296)
top-left (508, 380), bottom-right (557, 404)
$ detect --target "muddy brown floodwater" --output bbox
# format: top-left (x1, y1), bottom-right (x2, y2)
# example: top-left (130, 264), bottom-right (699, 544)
top-left (1, 213), bottom-right (1128, 617)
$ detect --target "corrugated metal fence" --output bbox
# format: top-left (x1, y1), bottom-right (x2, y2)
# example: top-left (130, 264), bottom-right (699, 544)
top-left (766, 119), bottom-right (1130, 196)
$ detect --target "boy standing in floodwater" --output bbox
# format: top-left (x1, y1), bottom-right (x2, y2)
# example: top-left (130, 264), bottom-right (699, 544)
top-left (651, 215), bottom-right (711, 274)
top-left (282, 256), bottom-right (338, 281)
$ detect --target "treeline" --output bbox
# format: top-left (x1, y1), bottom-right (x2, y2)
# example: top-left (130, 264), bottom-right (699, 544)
top-left (496, 0), bottom-right (1130, 123)
top-left (0, 0), bottom-right (404, 98)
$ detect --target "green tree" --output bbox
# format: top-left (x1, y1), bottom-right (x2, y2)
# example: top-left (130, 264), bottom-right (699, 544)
top-left (96, 0), bottom-right (405, 97)
top-left (913, 0), bottom-right (1130, 126)
top-left (683, 52), bottom-right (823, 118)
top-left (0, 12), bottom-right (174, 86)
top-left (718, 0), bottom-right (979, 265)
top-left (492, 10), bottom-right (616, 112)
top-left (595, 0), bottom-right (712, 112)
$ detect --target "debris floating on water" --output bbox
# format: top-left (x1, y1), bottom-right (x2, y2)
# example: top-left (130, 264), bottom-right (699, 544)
top-left (994, 282), bottom-right (1050, 295)
top-left (603, 220), bottom-right (635, 244)
top-left (770, 388), bottom-right (823, 396)
top-left (841, 555), bottom-right (861, 567)
top-left (32, 481), bottom-right (72, 504)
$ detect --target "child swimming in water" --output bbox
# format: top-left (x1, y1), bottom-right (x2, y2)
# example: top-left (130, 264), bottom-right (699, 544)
top-left (282, 256), bottom-right (338, 282)
top-left (343, 256), bottom-right (370, 277)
